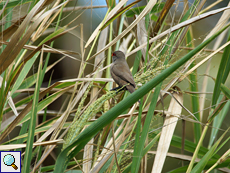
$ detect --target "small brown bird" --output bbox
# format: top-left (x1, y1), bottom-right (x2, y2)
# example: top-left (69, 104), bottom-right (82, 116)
top-left (110, 50), bottom-right (136, 93)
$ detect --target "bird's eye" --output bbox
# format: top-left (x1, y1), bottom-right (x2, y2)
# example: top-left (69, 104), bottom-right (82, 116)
top-left (112, 53), bottom-right (115, 56)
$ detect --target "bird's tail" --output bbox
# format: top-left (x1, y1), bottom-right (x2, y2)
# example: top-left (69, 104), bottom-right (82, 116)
top-left (126, 85), bottom-right (135, 93)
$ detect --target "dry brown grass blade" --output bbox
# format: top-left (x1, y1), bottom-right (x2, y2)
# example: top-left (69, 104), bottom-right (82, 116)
top-left (5, 96), bottom-right (18, 116)
top-left (0, 40), bottom-right (79, 55)
top-left (60, 78), bottom-right (113, 83)
top-left (94, 28), bottom-right (109, 76)
top-left (14, 87), bottom-right (74, 94)
top-left (152, 0), bottom-right (175, 36)
top-left (32, 0), bottom-right (66, 42)
top-left (0, 16), bottom-right (26, 41)
top-left (0, 139), bottom-right (63, 150)
top-left (151, 89), bottom-right (183, 173)
top-left (127, 5), bottom-right (230, 57)
top-left (0, 76), bottom-right (18, 117)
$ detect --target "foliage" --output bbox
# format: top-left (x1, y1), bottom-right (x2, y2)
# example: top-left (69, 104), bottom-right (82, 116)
top-left (0, 0), bottom-right (230, 173)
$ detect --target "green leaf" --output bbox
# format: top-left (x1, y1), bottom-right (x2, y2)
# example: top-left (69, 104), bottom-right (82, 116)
top-left (11, 52), bottom-right (40, 95)
top-left (151, 14), bottom-right (158, 21)
top-left (208, 97), bottom-right (230, 148)
top-left (220, 83), bottom-right (230, 99)
top-left (38, 26), bottom-right (67, 46)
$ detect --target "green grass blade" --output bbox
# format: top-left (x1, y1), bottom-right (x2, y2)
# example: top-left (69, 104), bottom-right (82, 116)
top-left (220, 80), bottom-right (230, 99)
top-left (131, 98), bottom-right (144, 172)
top-left (11, 52), bottom-right (40, 95)
top-left (212, 34), bottom-right (230, 106)
top-left (22, 55), bottom-right (44, 173)
top-left (208, 97), bottom-right (229, 148)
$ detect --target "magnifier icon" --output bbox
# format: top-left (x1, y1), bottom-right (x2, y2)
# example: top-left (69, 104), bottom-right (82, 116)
top-left (3, 154), bottom-right (18, 170)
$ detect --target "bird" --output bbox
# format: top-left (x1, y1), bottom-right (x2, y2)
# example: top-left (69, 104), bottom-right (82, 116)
top-left (110, 50), bottom-right (136, 93)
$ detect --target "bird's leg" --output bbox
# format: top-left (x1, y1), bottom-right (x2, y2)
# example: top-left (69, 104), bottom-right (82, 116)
top-left (111, 86), bottom-right (140, 103)
top-left (110, 86), bottom-right (122, 91)
top-left (110, 86), bottom-right (126, 93)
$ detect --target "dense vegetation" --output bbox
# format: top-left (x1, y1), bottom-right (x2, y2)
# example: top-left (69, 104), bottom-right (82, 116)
top-left (0, 0), bottom-right (230, 172)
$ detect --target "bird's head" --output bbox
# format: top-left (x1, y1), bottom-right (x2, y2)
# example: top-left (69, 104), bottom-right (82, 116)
top-left (112, 50), bottom-right (125, 63)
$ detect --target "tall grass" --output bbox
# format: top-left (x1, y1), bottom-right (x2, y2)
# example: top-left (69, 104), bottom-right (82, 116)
top-left (0, 0), bottom-right (230, 172)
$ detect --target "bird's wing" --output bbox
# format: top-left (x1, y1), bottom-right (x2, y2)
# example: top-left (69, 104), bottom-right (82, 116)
top-left (111, 63), bottom-right (136, 87)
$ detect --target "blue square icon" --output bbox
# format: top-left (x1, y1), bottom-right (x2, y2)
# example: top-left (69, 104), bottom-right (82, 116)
top-left (0, 151), bottom-right (21, 173)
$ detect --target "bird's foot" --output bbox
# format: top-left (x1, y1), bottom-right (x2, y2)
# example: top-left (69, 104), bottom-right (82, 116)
top-left (110, 86), bottom-right (126, 94)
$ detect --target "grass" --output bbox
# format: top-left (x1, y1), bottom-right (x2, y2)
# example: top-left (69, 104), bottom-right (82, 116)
top-left (0, 0), bottom-right (230, 172)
